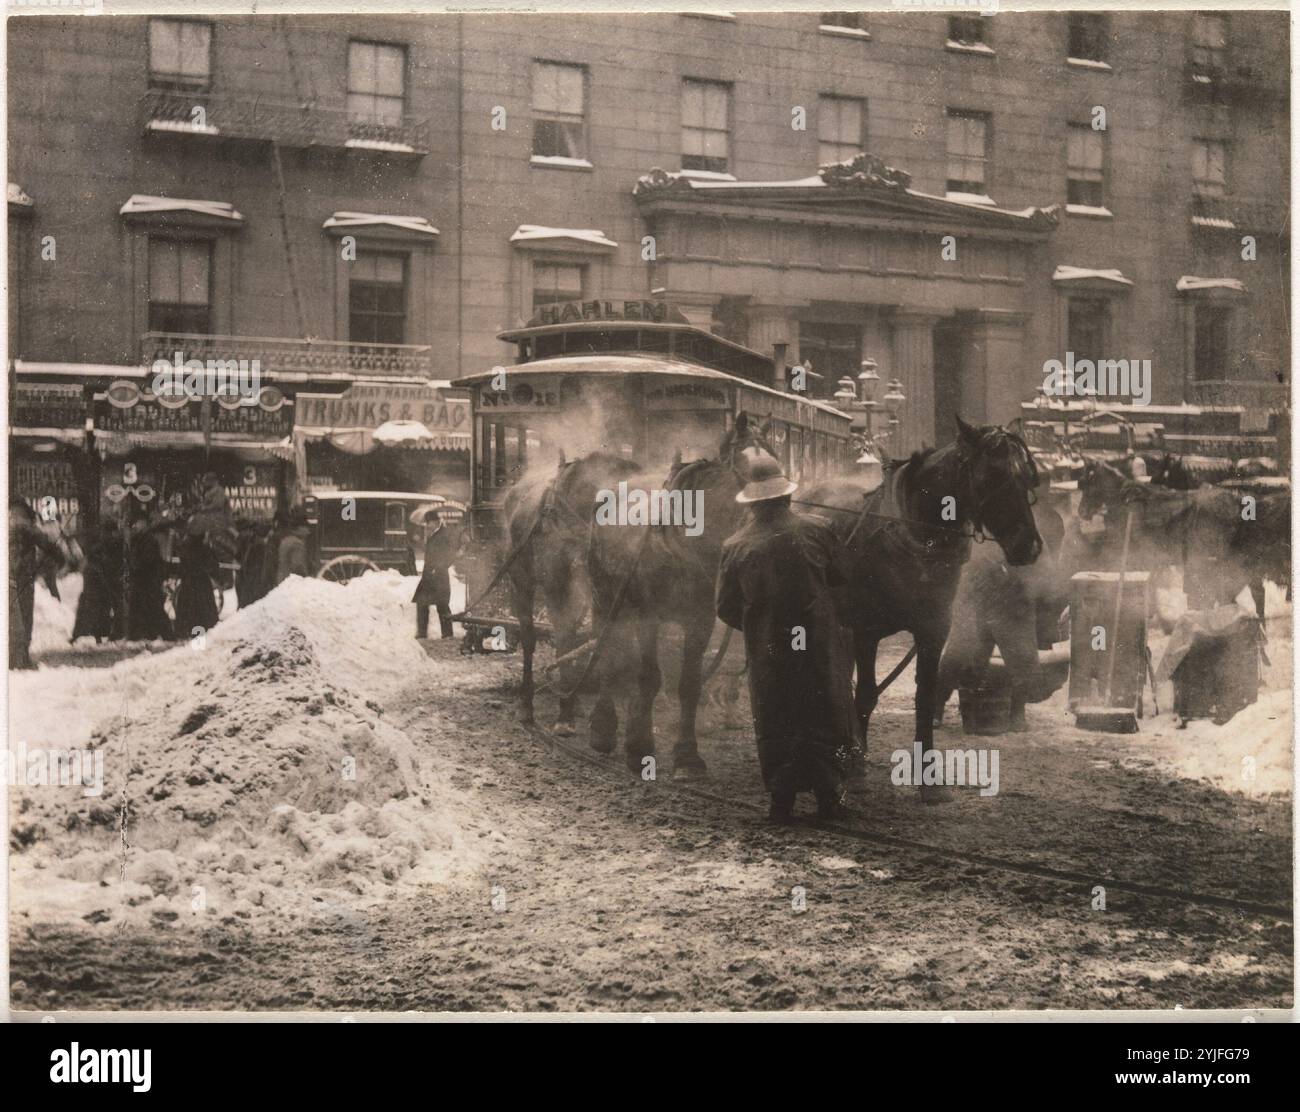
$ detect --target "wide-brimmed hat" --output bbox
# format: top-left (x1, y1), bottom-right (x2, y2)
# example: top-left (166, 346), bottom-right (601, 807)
top-left (735, 452), bottom-right (797, 504)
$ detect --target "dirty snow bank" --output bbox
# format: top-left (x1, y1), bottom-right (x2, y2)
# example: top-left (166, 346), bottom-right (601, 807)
top-left (8, 571), bottom-right (495, 931)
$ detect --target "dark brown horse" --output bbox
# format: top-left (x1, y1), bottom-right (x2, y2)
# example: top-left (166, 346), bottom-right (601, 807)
top-left (803, 417), bottom-right (1042, 799)
top-left (582, 414), bottom-right (772, 779)
top-left (503, 450), bottom-right (641, 731)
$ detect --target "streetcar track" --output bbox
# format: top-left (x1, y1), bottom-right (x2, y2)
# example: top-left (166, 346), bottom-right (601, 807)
top-left (521, 723), bottom-right (1294, 924)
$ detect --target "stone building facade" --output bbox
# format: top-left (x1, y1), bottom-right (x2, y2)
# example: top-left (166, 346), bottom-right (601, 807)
top-left (7, 8), bottom-right (1290, 488)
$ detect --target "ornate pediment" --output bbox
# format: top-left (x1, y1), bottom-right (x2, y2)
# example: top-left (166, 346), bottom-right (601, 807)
top-left (634, 167), bottom-right (697, 198)
top-left (818, 154), bottom-right (912, 192)
top-left (633, 159), bottom-right (1058, 239)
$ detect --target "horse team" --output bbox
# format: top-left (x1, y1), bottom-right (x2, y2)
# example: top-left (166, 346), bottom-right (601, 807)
top-left (501, 413), bottom-right (1045, 802)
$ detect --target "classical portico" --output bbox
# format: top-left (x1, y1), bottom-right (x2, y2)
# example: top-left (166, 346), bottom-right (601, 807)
top-left (633, 155), bottom-right (1058, 453)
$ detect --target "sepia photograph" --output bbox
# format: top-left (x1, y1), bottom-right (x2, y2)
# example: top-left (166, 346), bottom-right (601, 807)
top-left (2, 0), bottom-right (1293, 1032)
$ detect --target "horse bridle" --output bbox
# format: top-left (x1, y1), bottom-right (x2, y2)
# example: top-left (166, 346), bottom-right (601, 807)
top-left (957, 430), bottom-right (1039, 542)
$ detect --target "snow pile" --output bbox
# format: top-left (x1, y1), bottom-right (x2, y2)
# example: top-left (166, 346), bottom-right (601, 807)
top-left (8, 571), bottom-right (494, 930)
top-left (1141, 689), bottom-right (1292, 796)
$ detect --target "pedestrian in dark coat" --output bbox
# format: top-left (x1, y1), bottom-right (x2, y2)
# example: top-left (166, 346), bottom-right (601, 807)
top-left (263, 510), bottom-right (289, 589)
top-left (412, 509), bottom-right (457, 639)
top-left (9, 498), bottom-right (64, 669)
top-left (234, 518), bottom-right (264, 608)
top-left (72, 520), bottom-right (126, 643)
top-left (274, 510), bottom-right (313, 586)
top-left (126, 516), bottom-right (174, 642)
top-left (715, 456), bottom-right (860, 821)
top-left (173, 518), bottom-right (220, 638)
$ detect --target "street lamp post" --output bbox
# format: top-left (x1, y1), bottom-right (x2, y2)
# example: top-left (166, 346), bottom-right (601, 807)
top-left (833, 357), bottom-right (906, 486)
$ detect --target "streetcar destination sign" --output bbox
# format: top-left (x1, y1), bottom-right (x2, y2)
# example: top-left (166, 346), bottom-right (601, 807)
top-left (527, 299), bottom-right (681, 327)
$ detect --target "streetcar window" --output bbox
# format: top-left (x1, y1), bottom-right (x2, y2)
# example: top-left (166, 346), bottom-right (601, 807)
top-left (384, 502), bottom-right (408, 536)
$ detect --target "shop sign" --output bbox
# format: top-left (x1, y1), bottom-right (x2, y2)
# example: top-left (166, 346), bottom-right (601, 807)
top-left (295, 382), bottom-right (469, 432)
top-left (94, 389), bottom-right (293, 438)
top-left (11, 382), bottom-right (87, 429)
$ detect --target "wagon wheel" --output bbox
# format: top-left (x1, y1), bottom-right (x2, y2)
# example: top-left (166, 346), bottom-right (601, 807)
top-left (318, 555), bottom-right (381, 583)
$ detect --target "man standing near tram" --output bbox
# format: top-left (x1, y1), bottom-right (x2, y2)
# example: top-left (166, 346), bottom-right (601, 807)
top-left (715, 452), bottom-right (861, 821)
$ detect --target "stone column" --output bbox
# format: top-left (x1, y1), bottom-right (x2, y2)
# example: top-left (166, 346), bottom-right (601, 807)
top-left (745, 303), bottom-right (793, 359)
top-left (890, 310), bottom-right (942, 454)
top-left (966, 309), bottom-right (1031, 428)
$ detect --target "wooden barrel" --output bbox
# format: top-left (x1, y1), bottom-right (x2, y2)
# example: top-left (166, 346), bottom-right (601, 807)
top-left (958, 674), bottom-right (1012, 736)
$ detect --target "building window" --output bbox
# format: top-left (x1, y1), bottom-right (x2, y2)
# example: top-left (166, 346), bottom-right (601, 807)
top-left (1192, 139), bottom-right (1228, 197)
top-left (948, 16), bottom-right (987, 47)
top-left (820, 12), bottom-right (866, 32)
top-left (1067, 298), bottom-right (1109, 364)
top-left (532, 61), bottom-right (587, 160)
top-left (1067, 125), bottom-right (1105, 207)
top-left (1190, 13), bottom-right (1228, 76)
top-left (798, 321), bottom-right (861, 399)
top-left (1068, 13), bottom-right (1108, 62)
top-left (148, 238), bottom-right (211, 334)
top-left (818, 95), bottom-right (865, 166)
top-left (349, 253), bottom-right (407, 345)
top-left (532, 262), bottom-right (585, 312)
top-left (946, 110), bottom-right (989, 195)
top-left (682, 78), bottom-right (730, 174)
top-left (347, 41), bottom-right (407, 127)
top-left (1194, 305), bottom-right (1231, 380)
top-left (148, 19), bottom-right (212, 92)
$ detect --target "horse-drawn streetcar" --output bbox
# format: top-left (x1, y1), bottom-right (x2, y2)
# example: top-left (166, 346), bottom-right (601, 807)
top-left (449, 299), bottom-right (855, 643)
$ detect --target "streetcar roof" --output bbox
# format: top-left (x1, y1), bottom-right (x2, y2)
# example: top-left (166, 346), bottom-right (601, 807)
top-left (451, 354), bottom-right (851, 422)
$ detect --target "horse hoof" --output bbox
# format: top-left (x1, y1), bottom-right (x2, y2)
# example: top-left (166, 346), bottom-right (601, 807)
top-left (671, 760), bottom-right (709, 783)
top-left (589, 735), bottom-right (615, 755)
top-left (920, 784), bottom-right (955, 805)
top-left (552, 721), bottom-right (576, 738)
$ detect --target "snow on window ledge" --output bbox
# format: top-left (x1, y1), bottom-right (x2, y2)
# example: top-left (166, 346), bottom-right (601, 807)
top-left (1067, 57), bottom-right (1112, 71)
top-left (530, 155), bottom-right (594, 171)
top-left (147, 119), bottom-right (221, 137)
top-left (1065, 204), bottom-right (1114, 219)
top-left (819, 25), bottom-right (872, 40)
top-left (679, 168), bottom-right (737, 182)
top-left (945, 191), bottom-right (997, 207)
top-left (683, 12), bottom-right (737, 20)
top-left (346, 138), bottom-right (415, 153)
top-left (945, 40), bottom-right (996, 57)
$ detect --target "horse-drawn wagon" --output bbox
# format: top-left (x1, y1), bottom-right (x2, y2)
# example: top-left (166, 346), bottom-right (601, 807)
top-left (301, 490), bottom-right (465, 581)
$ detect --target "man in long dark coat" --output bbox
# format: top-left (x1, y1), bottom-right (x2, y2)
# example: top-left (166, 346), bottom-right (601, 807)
top-left (126, 515), bottom-right (174, 642)
top-left (715, 455), bottom-right (860, 821)
top-left (72, 519), bottom-right (126, 643)
top-left (412, 509), bottom-right (457, 639)
top-left (9, 498), bottom-right (64, 669)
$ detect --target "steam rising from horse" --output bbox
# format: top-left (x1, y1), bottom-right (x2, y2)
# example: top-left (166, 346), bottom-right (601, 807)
top-left (503, 451), bottom-right (640, 731)
top-left (583, 414), bottom-right (773, 779)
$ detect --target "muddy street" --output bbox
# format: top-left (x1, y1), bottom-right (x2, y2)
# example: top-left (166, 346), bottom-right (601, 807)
top-left (12, 630), bottom-right (1291, 1013)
